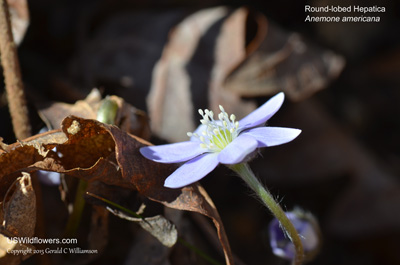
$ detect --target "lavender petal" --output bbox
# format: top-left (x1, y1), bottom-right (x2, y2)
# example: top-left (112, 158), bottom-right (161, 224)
top-left (140, 141), bottom-right (206, 163)
top-left (164, 153), bottom-right (219, 188)
top-left (238, 92), bottom-right (284, 130)
top-left (218, 134), bottom-right (258, 164)
top-left (242, 127), bottom-right (301, 147)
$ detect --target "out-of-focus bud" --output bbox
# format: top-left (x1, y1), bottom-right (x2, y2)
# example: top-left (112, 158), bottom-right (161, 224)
top-left (268, 208), bottom-right (321, 262)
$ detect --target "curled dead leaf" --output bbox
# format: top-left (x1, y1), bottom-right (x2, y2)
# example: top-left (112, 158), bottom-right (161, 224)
top-left (39, 89), bottom-right (150, 139)
top-left (225, 20), bottom-right (345, 101)
top-left (2, 172), bottom-right (36, 238)
top-left (0, 172), bottom-right (36, 265)
top-left (0, 116), bottom-right (234, 265)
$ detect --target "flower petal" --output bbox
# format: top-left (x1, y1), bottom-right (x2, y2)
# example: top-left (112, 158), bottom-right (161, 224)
top-left (239, 92), bottom-right (284, 130)
top-left (218, 134), bottom-right (258, 164)
top-left (140, 141), bottom-right (206, 163)
top-left (164, 153), bottom-right (219, 188)
top-left (242, 127), bottom-right (301, 147)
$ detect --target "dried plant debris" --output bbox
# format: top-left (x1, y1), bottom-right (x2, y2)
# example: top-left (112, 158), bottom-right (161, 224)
top-left (0, 116), bottom-right (234, 265)
top-left (224, 21), bottom-right (345, 101)
top-left (0, 172), bottom-right (36, 265)
top-left (2, 172), bottom-right (36, 237)
top-left (39, 89), bottom-right (151, 139)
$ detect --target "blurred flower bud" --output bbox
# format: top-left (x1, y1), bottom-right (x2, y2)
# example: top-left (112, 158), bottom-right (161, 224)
top-left (268, 208), bottom-right (321, 262)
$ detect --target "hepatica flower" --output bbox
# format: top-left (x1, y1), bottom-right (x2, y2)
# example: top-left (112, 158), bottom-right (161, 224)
top-left (269, 210), bottom-right (321, 261)
top-left (140, 92), bottom-right (301, 188)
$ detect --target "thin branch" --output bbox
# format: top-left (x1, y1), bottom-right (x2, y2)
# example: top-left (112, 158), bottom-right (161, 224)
top-left (0, 0), bottom-right (31, 139)
top-left (0, 3), bottom-right (50, 265)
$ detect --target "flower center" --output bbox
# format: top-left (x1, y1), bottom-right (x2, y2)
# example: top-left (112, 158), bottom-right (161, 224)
top-left (187, 105), bottom-right (239, 152)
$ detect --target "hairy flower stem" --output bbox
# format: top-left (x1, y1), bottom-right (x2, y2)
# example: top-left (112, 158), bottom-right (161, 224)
top-left (230, 163), bottom-right (304, 265)
top-left (0, 0), bottom-right (31, 140)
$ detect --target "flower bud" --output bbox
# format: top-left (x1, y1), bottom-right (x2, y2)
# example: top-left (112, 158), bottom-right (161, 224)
top-left (268, 209), bottom-right (321, 262)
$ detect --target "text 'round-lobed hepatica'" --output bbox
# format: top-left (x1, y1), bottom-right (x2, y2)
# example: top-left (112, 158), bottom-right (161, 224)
top-left (140, 92), bottom-right (301, 188)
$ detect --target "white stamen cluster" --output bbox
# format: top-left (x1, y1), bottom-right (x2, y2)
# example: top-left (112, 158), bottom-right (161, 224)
top-left (187, 105), bottom-right (239, 152)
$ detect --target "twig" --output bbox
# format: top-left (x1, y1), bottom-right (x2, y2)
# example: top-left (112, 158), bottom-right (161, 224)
top-left (0, 3), bottom-right (50, 265)
top-left (0, 0), bottom-right (31, 140)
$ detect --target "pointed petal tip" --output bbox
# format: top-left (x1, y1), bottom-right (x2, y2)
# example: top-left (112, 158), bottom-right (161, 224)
top-left (239, 92), bottom-right (286, 130)
top-left (276, 91), bottom-right (285, 99)
top-left (164, 178), bottom-right (183, 189)
top-left (293, 128), bottom-right (302, 137)
top-left (242, 127), bottom-right (302, 147)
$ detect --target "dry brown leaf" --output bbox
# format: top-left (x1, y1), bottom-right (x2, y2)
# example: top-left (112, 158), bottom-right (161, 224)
top-left (0, 116), bottom-right (234, 265)
top-left (39, 89), bottom-right (150, 138)
top-left (224, 20), bottom-right (345, 101)
top-left (147, 7), bottom-right (261, 143)
top-left (147, 6), bottom-right (230, 142)
top-left (0, 172), bottom-right (36, 265)
top-left (2, 172), bottom-right (36, 237)
top-left (208, 7), bottom-right (258, 121)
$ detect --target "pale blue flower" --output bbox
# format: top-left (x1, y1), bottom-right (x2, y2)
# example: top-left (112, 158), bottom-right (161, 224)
top-left (140, 92), bottom-right (301, 188)
top-left (269, 210), bottom-right (320, 261)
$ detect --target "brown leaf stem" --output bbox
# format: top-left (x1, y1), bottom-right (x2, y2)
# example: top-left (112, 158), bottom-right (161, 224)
top-left (0, 0), bottom-right (31, 140)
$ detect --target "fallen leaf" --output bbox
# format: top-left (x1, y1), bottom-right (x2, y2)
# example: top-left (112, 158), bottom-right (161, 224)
top-left (0, 116), bottom-right (234, 265)
top-left (2, 172), bottom-right (36, 237)
top-left (0, 172), bottom-right (36, 265)
top-left (39, 89), bottom-right (150, 139)
top-left (224, 20), bottom-right (345, 101)
top-left (147, 6), bottom-right (229, 142)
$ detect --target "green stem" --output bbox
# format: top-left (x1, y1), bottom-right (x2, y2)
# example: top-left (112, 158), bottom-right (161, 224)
top-left (230, 163), bottom-right (304, 265)
top-left (64, 179), bottom-right (88, 237)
